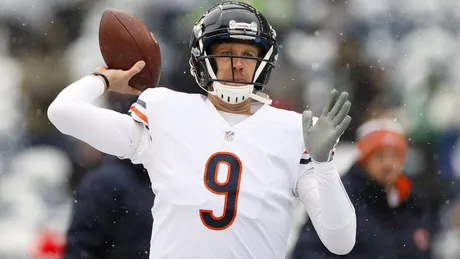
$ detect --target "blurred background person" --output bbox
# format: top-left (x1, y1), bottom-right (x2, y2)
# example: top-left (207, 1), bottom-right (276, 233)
top-left (290, 110), bottom-right (439, 259)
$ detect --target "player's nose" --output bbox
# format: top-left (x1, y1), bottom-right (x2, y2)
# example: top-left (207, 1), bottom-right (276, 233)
top-left (232, 57), bottom-right (244, 71)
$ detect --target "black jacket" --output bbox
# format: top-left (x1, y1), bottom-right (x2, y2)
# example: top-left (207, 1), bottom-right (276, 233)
top-left (64, 157), bottom-right (155, 259)
top-left (291, 164), bottom-right (438, 259)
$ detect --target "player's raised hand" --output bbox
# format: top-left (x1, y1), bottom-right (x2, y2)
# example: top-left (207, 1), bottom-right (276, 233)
top-left (92, 60), bottom-right (145, 95)
top-left (302, 89), bottom-right (352, 162)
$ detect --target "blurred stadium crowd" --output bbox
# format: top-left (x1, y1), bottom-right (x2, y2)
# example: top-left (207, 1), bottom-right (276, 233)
top-left (1, 0), bottom-right (460, 258)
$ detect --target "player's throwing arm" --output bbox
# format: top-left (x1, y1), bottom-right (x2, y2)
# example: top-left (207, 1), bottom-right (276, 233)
top-left (47, 61), bottom-right (147, 157)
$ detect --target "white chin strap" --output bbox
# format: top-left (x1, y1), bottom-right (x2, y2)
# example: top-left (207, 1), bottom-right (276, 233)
top-left (210, 82), bottom-right (272, 105)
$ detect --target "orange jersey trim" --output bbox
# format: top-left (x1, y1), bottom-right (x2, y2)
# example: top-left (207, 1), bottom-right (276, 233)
top-left (129, 106), bottom-right (149, 125)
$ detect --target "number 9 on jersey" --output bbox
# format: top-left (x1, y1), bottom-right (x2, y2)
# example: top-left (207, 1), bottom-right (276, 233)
top-left (199, 152), bottom-right (242, 230)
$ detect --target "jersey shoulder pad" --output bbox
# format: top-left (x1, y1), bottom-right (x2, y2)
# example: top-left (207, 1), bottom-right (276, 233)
top-left (139, 87), bottom-right (174, 104)
top-left (128, 87), bottom-right (174, 126)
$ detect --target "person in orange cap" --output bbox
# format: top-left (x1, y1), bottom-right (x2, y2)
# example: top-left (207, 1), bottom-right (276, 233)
top-left (291, 116), bottom-right (439, 259)
top-left (355, 118), bottom-right (411, 208)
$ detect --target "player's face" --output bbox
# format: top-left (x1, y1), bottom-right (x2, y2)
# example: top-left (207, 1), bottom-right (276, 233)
top-left (212, 42), bottom-right (260, 86)
top-left (364, 148), bottom-right (404, 187)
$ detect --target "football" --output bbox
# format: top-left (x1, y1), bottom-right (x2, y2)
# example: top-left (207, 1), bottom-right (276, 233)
top-left (98, 9), bottom-right (161, 91)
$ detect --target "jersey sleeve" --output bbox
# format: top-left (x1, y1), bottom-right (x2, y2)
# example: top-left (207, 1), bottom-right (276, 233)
top-left (299, 151), bottom-right (312, 166)
top-left (293, 149), bottom-right (335, 196)
top-left (48, 76), bottom-right (142, 158)
top-left (120, 87), bottom-right (172, 164)
top-left (291, 113), bottom-right (355, 254)
top-left (128, 98), bottom-right (149, 127)
top-left (127, 87), bottom-right (171, 127)
top-left (293, 152), bottom-right (356, 255)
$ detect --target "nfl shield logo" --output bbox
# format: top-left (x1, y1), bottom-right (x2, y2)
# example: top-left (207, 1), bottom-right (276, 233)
top-left (224, 131), bottom-right (235, 141)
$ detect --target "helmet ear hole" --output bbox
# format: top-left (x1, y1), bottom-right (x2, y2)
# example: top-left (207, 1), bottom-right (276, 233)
top-left (198, 61), bottom-right (209, 87)
top-left (255, 64), bottom-right (274, 91)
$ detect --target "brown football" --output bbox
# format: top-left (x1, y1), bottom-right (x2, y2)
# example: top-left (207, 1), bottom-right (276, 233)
top-left (99, 9), bottom-right (161, 91)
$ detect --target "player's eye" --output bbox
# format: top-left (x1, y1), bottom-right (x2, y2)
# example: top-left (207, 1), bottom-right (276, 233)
top-left (243, 52), bottom-right (256, 57)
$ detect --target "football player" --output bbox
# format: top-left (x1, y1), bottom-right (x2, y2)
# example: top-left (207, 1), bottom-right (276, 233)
top-left (48, 2), bottom-right (356, 258)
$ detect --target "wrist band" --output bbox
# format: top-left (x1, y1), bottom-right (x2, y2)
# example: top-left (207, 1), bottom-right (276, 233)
top-left (91, 72), bottom-right (109, 89)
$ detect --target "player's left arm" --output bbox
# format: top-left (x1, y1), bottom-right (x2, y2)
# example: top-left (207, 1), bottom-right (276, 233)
top-left (295, 90), bottom-right (356, 255)
top-left (294, 155), bottom-right (356, 256)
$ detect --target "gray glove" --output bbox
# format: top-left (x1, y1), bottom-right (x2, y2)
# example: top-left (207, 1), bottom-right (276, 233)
top-left (303, 89), bottom-right (352, 162)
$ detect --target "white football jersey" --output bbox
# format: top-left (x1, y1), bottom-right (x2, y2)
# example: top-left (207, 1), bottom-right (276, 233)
top-left (126, 87), bottom-right (310, 259)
